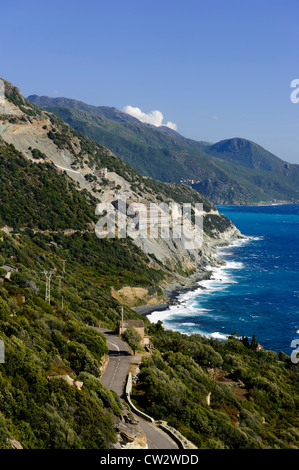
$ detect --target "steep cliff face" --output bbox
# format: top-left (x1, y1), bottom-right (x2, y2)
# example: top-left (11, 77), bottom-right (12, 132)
top-left (0, 79), bottom-right (242, 287)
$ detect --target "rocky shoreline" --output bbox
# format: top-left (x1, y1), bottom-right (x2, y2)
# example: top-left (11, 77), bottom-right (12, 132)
top-left (134, 230), bottom-right (252, 319)
top-left (134, 240), bottom-right (246, 319)
top-left (133, 268), bottom-right (217, 317)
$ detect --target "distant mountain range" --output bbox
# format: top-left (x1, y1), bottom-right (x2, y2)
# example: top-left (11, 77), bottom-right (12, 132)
top-left (28, 95), bottom-right (299, 205)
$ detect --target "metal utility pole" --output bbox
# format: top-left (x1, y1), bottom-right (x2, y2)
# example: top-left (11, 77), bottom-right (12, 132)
top-left (57, 275), bottom-right (64, 310)
top-left (61, 260), bottom-right (66, 274)
top-left (57, 275), bottom-right (63, 294)
top-left (121, 306), bottom-right (124, 333)
top-left (43, 270), bottom-right (54, 304)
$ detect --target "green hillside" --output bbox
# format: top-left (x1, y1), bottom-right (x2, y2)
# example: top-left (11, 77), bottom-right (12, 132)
top-left (132, 325), bottom-right (299, 449)
top-left (203, 137), bottom-right (284, 170)
top-left (0, 85), bottom-right (297, 450)
top-left (27, 96), bottom-right (299, 205)
top-left (0, 135), bottom-right (173, 448)
top-left (0, 139), bottom-right (298, 449)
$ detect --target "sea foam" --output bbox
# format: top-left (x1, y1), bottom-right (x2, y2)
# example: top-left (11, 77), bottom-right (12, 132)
top-left (147, 239), bottom-right (247, 333)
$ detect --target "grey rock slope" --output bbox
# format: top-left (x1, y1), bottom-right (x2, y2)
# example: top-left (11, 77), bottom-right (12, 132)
top-left (1, 79), bottom-right (242, 290)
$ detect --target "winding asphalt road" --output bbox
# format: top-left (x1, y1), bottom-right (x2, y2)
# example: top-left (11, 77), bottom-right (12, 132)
top-left (97, 328), bottom-right (178, 450)
top-left (98, 329), bottom-right (132, 397)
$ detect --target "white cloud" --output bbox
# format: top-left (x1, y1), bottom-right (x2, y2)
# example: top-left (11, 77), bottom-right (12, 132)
top-left (165, 121), bottom-right (177, 131)
top-left (123, 105), bottom-right (177, 131)
top-left (209, 115), bottom-right (223, 121)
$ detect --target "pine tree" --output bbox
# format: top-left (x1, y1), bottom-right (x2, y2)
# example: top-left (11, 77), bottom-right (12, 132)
top-left (250, 334), bottom-right (258, 351)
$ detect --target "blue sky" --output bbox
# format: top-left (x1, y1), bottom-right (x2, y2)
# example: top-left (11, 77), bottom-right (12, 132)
top-left (1, 0), bottom-right (299, 162)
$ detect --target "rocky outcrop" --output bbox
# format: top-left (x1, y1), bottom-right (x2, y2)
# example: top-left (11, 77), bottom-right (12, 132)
top-left (9, 438), bottom-right (23, 449)
top-left (114, 407), bottom-right (147, 449)
top-left (47, 374), bottom-right (83, 389)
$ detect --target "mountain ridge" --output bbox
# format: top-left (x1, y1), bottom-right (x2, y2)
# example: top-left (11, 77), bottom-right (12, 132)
top-left (204, 137), bottom-right (286, 171)
top-left (27, 94), bottom-right (299, 205)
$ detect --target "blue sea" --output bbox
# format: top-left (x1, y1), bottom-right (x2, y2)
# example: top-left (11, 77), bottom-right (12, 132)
top-left (148, 204), bottom-right (299, 355)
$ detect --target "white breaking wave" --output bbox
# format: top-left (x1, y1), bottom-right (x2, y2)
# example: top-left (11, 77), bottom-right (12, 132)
top-left (209, 331), bottom-right (229, 340)
top-left (147, 259), bottom-right (243, 324)
top-left (147, 236), bottom-right (261, 341)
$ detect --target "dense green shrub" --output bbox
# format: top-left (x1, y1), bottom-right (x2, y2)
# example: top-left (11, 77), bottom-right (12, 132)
top-left (132, 323), bottom-right (299, 449)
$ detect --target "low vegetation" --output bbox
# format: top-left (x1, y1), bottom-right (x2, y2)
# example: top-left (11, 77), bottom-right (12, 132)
top-left (0, 89), bottom-right (297, 449)
top-left (0, 139), bottom-right (166, 448)
top-left (131, 323), bottom-right (299, 449)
